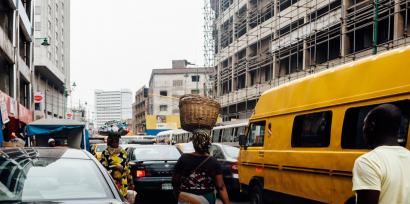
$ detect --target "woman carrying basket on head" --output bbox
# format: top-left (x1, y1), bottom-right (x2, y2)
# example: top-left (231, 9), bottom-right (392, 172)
top-left (100, 134), bottom-right (134, 198)
top-left (172, 131), bottom-right (230, 204)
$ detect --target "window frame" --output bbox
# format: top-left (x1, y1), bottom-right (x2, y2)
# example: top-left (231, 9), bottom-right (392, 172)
top-left (291, 111), bottom-right (333, 148)
top-left (245, 120), bottom-right (266, 147)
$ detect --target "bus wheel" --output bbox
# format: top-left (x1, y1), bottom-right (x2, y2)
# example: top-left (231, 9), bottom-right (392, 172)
top-left (251, 185), bottom-right (264, 204)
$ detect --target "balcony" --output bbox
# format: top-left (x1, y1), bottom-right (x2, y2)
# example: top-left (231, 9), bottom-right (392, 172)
top-left (18, 0), bottom-right (32, 41)
top-left (0, 26), bottom-right (15, 64)
top-left (19, 55), bottom-right (31, 82)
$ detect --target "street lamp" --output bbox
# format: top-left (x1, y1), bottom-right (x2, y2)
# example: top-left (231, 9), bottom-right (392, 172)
top-left (35, 38), bottom-right (50, 46)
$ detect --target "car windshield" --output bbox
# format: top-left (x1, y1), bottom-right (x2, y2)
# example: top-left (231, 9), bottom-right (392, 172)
top-left (182, 144), bottom-right (194, 151)
top-left (0, 158), bottom-right (112, 202)
top-left (223, 146), bottom-right (240, 158)
top-left (96, 145), bottom-right (107, 152)
top-left (132, 146), bottom-right (182, 160)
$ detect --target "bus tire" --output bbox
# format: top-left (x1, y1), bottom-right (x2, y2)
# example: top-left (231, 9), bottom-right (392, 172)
top-left (251, 185), bottom-right (264, 204)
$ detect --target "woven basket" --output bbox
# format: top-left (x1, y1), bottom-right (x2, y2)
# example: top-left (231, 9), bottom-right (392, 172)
top-left (179, 94), bottom-right (221, 132)
top-left (2, 142), bottom-right (24, 147)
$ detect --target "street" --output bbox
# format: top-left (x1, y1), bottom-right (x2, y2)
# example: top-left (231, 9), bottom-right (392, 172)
top-left (135, 191), bottom-right (249, 204)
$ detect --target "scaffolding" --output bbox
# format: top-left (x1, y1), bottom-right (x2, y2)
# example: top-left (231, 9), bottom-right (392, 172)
top-left (206, 0), bottom-right (410, 121)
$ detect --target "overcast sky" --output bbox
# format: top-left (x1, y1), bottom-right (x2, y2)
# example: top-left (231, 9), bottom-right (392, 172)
top-left (69, 0), bottom-right (205, 117)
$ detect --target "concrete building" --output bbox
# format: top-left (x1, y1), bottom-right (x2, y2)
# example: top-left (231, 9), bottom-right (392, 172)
top-left (132, 86), bottom-right (148, 134)
top-left (148, 60), bottom-right (212, 116)
top-left (205, 0), bottom-right (410, 121)
top-left (33, 0), bottom-right (70, 119)
top-left (0, 0), bottom-right (35, 140)
top-left (94, 89), bottom-right (133, 128)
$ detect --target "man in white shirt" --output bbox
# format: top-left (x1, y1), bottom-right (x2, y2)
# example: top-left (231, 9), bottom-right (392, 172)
top-left (352, 104), bottom-right (410, 204)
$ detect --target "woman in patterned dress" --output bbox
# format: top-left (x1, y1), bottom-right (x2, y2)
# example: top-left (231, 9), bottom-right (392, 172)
top-left (100, 135), bottom-right (134, 197)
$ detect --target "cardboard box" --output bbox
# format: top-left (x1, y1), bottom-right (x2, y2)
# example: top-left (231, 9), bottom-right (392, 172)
top-left (2, 142), bottom-right (24, 147)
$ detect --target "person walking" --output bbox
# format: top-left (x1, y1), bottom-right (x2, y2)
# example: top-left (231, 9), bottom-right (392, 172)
top-left (100, 134), bottom-right (134, 198)
top-left (172, 131), bottom-right (230, 204)
top-left (352, 104), bottom-right (410, 204)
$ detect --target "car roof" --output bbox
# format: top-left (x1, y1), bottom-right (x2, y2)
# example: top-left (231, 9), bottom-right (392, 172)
top-left (0, 147), bottom-right (90, 160)
top-left (131, 145), bottom-right (177, 148)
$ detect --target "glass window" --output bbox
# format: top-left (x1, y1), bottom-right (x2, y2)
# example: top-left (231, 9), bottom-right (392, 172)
top-left (223, 145), bottom-right (240, 158)
top-left (96, 145), bottom-right (107, 152)
top-left (182, 144), bottom-right (194, 152)
top-left (291, 111), bottom-right (332, 147)
top-left (91, 145), bottom-right (96, 152)
top-left (222, 128), bottom-right (233, 142)
top-left (209, 145), bottom-right (218, 157)
top-left (234, 126), bottom-right (246, 142)
top-left (341, 100), bottom-right (410, 149)
top-left (246, 121), bottom-right (266, 147)
top-left (160, 91), bottom-right (167, 96)
top-left (132, 147), bottom-right (182, 160)
top-left (212, 130), bottom-right (221, 143)
top-left (192, 76), bottom-right (200, 82)
top-left (0, 159), bottom-right (112, 202)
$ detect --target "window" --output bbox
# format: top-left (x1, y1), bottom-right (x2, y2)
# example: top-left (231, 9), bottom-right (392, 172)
top-left (222, 128), bottom-right (233, 142)
top-left (212, 130), bottom-right (221, 143)
top-left (35, 22), bottom-right (41, 31)
top-left (173, 80), bottom-right (182, 86)
top-left (56, 18), bottom-right (58, 27)
top-left (160, 105), bottom-right (167, 111)
top-left (61, 54), bottom-right (64, 63)
top-left (234, 126), bottom-right (246, 142)
top-left (48, 5), bottom-right (51, 14)
top-left (209, 145), bottom-right (224, 159)
top-left (55, 46), bottom-right (58, 54)
top-left (291, 111), bottom-right (332, 147)
top-left (160, 91), bottom-right (167, 96)
top-left (246, 121), bottom-right (266, 147)
top-left (62, 41), bottom-right (64, 49)
top-left (341, 100), bottom-right (410, 149)
top-left (62, 29), bottom-right (64, 37)
top-left (191, 90), bottom-right (197, 94)
top-left (56, 32), bottom-right (58, 40)
top-left (192, 76), bottom-right (200, 82)
top-left (48, 21), bottom-right (51, 30)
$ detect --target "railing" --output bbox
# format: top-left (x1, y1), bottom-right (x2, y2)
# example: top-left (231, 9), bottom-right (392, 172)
top-left (18, 0), bottom-right (32, 40)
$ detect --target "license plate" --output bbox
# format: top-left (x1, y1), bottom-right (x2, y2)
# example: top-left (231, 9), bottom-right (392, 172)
top-left (162, 183), bottom-right (173, 190)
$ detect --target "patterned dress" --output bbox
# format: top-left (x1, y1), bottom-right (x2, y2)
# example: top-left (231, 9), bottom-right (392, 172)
top-left (100, 148), bottom-right (132, 197)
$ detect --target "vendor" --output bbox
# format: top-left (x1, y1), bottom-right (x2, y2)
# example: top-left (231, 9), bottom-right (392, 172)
top-left (48, 138), bottom-right (55, 147)
top-left (100, 135), bottom-right (134, 198)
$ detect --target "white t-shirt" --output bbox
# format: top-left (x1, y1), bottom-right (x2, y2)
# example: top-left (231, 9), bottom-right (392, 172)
top-left (352, 146), bottom-right (410, 204)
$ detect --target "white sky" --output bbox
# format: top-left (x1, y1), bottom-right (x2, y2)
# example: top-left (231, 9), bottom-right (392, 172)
top-left (69, 0), bottom-right (205, 118)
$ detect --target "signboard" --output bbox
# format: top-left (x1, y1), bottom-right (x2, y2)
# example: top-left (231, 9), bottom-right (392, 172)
top-left (9, 97), bottom-right (15, 115)
top-left (34, 92), bottom-right (45, 120)
top-left (66, 111), bottom-right (73, 119)
top-left (156, 122), bottom-right (177, 130)
top-left (156, 115), bottom-right (166, 123)
top-left (0, 91), bottom-right (9, 124)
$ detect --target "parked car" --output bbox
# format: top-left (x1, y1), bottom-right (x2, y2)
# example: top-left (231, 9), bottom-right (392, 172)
top-left (175, 143), bottom-right (195, 153)
top-left (129, 139), bottom-right (154, 145)
top-left (126, 145), bottom-right (183, 194)
top-left (90, 143), bottom-right (108, 161)
top-left (209, 143), bottom-right (240, 192)
top-left (0, 147), bottom-right (128, 203)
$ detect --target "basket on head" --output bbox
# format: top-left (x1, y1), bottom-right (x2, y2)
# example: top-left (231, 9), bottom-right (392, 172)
top-left (179, 94), bottom-right (221, 132)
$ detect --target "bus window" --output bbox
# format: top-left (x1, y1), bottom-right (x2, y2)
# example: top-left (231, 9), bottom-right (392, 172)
top-left (212, 130), bottom-right (221, 143)
top-left (222, 128), bottom-right (233, 142)
top-left (234, 126), bottom-right (246, 142)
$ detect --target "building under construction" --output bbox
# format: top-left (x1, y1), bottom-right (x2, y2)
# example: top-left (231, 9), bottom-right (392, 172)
top-left (205, 0), bottom-right (410, 121)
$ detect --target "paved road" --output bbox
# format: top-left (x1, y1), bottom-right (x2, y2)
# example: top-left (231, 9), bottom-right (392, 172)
top-left (135, 191), bottom-right (249, 204)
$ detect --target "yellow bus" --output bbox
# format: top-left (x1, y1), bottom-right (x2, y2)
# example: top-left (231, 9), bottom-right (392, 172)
top-left (237, 46), bottom-right (410, 204)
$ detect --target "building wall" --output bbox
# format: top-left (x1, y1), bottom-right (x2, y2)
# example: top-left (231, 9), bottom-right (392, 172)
top-left (33, 0), bottom-right (70, 119)
top-left (120, 89), bottom-right (132, 120)
top-left (95, 89), bottom-right (133, 128)
top-left (209, 0), bottom-right (410, 121)
top-left (133, 86), bottom-right (147, 134)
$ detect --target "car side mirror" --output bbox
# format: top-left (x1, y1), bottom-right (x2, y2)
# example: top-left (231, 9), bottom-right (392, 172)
top-left (239, 134), bottom-right (246, 147)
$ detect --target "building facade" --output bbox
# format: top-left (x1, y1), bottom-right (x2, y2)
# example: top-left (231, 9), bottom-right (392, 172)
top-left (0, 0), bottom-right (35, 141)
top-left (148, 60), bottom-right (212, 116)
top-left (206, 0), bottom-right (410, 121)
top-left (132, 86), bottom-right (148, 134)
top-left (33, 0), bottom-right (70, 119)
top-left (94, 89), bottom-right (132, 128)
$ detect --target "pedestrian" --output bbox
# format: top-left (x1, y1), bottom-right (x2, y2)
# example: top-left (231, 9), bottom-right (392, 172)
top-left (172, 131), bottom-right (230, 204)
top-left (352, 104), bottom-right (410, 204)
top-left (100, 134), bottom-right (134, 198)
top-left (16, 128), bottom-right (25, 140)
top-left (48, 138), bottom-right (55, 147)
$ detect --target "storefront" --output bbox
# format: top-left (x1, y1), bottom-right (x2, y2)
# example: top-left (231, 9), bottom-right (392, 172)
top-left (0, 91), bottom-right (33, 146)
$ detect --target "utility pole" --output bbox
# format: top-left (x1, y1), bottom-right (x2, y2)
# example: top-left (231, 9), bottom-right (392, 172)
top-left (63, 80), bottom-right (66, 119)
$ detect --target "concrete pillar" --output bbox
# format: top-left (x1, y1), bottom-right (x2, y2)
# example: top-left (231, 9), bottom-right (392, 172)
top-left (45, 79), bottom-right (48, 118)
top-left (394, 0), bottom-right (404, 45)
top-left (341, 0), bottom-right (351, 60)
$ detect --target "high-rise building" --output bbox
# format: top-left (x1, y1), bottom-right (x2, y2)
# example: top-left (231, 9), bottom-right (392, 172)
top-left (33, 0), bottom-right (70, 119)
top-left (205, 0), bottom-right (410, 121)
top-left (94, 89), bottom-right (133, 128)
top-left (0, 0), bottom-right (35, 141)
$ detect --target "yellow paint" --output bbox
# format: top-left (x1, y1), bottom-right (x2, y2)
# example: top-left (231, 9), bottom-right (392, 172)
top-left (146, 115), bottom-right (181, 129)
top-left (238, 47), bottom-right (410, 203)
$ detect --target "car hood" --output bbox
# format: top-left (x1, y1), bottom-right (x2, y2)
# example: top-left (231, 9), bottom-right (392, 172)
top-left (3, 200), bottom-right (127, 204)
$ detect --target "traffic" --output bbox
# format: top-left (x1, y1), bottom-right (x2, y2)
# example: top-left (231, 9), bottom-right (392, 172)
top-left (1, 47), bottom-right (410, 204)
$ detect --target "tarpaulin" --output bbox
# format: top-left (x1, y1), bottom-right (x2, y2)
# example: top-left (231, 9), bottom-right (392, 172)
top-left (27, 125), bottom-right (85, 136)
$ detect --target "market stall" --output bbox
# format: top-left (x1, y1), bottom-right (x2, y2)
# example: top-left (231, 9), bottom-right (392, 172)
top-left (26, 119), bottom-right (89, 151)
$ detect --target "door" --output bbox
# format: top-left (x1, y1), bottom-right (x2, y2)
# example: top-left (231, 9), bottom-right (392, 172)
top-left (239, 121), bottom-right (266, 186)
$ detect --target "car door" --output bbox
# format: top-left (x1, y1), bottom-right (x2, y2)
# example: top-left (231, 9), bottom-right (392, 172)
top-left (210, 145), bottom-right (229, 177)
top-left (239, 120), bottom-right (266, 186)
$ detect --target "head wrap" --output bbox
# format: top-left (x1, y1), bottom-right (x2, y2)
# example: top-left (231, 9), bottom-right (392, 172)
top-left (48, 138), bottom-right (55, 143)
top-left (192, 131), bottom-right (211, 152)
